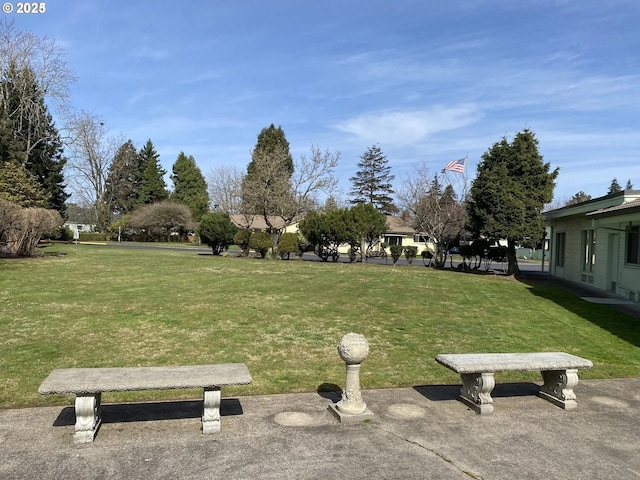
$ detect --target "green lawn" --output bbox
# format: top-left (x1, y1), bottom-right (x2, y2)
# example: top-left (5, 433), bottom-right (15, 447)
top-left (1, 244), bottom-right (638, 408)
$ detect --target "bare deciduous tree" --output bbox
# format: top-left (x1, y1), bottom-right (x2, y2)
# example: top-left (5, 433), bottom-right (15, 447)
top-left (207, 164), bottom-right (244, 215)
top-left (241, 144), bottom-right (339, 244)
top-left (65, 111), bottom-right (121, 230)
top-left (291, 145), bottom-right (340, 215)
top-left (397, 163), bottom-right (466, 266)
top-left (0, 19), bottom-right (75, 110)
top-left (1, 19), bottom-right (76, 161)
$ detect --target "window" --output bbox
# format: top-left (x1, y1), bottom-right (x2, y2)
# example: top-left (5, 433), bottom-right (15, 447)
top-left (581, 229), bottom-right (595, 272)
top-left (385, 235), bottom-right (402, 246)
top-left (626, 226), bottom-right (639, 265)
top-left (555, 232), bottom-right (565, 267)
top-left (413, 234), bottom-right (430, 243)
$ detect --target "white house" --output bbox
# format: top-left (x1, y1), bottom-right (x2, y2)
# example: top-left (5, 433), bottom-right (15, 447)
top-left (543, 190), bottom-right (640, 302)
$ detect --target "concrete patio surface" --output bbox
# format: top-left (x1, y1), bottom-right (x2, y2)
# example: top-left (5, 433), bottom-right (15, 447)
top-left (2, 377), bottom-right (640, 479)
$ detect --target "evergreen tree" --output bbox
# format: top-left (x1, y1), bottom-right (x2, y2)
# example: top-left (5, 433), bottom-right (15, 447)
top-left (137, 139), bottom-right (168, 205)
top-left (0, 64), bottom-right (68, 212)
top-left (467, 129), bottom-right (558, 276)
top-left (246, 124), bottom-right (293, 176)
top-left (170, 152), bottom-right (209, 220)
top-left (608, 178), bottom-right (622, 194)
top-left (565, 191), bottom-right (592, 206)
top-left (625, 179), bottom-right (634, 190)
top-left (104, 140), bottom-right (143, 216)
top-left (349, 144), bottom-right (396, 214)
top-left (0, 161), bottom-right (50, 208)
top-left (241, 125), bottom-right (295, 239)
top-left (198, 211), bottom-right (237, 254)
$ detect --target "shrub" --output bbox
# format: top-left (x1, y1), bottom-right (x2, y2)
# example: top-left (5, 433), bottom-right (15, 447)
top-left (421, 250), bottom-right (434, 267)
top-left (249, 231), bottom-right (273, 258)
top-left (198, 211), bottom-right (237, 255)
top-left (404, 246), bottom-right (418, 266)
top-left (278, 232), bottom-right (299, 260)
top-left (389, 244), bottom-right (403, 265)
top-left (233, 229), bottom-right (252, 256)
top-left (0, 199), bottom-right (62, 257)
top-left (129, 201), bottom-right (194, 242)
top-left (296, 233), bottom-right (310, 259)
top-left (56, 226), bottom-right (74, 242)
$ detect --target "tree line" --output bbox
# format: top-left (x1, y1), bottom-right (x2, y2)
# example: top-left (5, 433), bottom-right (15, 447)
top-left (1, 18), bottom-right (598, 279)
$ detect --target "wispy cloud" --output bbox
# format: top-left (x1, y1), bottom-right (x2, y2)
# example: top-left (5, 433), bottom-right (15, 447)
top-left (334, 105), bottom-right (482, 146)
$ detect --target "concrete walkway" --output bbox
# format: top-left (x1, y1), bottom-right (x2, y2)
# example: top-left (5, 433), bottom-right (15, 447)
top-left (2, 377), bottom-right (640, 479)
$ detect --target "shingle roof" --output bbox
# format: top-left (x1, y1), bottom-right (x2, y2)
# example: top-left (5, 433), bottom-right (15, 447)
top-left (229, 215), bottom-right (289, 230)
top-left (586, 198), bottom-right (640, 218)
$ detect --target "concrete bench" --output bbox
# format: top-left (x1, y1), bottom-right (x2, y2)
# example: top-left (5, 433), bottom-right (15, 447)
top-left (38, 363), bottom-right (252, 444)
top-left (435, 352), bottom-right (592, 414)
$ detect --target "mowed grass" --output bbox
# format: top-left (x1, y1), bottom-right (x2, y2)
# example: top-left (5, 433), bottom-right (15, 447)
top-left (1, 244), bottom-right (639, 408)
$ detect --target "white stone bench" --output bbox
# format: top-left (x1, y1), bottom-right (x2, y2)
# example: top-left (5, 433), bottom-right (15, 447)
top-left (38, 363), bottom-right (252, 444)
top-left (435, 352), bottom-right (592, 415)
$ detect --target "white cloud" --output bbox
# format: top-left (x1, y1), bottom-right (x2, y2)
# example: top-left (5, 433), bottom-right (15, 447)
top-left (334, 104), bottom-right (482, 146)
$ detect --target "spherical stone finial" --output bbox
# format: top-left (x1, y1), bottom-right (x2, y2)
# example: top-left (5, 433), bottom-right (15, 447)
top-left (337, 333), bottom-right (369, 365)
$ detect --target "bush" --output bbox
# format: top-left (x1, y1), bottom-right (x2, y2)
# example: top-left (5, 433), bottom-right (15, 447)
top-left (129, 201), bottom-right (194, 242)
top-left (421, 250), bottom-right (434, 266)
top-left (0, 199), bottom-right (62, 257)
top-left (198, 211), bottom-right (237, 255)
top-left (389, 245), bottom-right (403, 265)
top-left (56, 226), bottom-right (74, 241)
top-left (249, 231), bottom-right (273, 258)
top-left (404, 246), bottom-right (418, 266)
top-left (233, 229), bottom-right (252, 256)
top-left (278, 232), bottom-right (299, 260)
top-left (296, 233), bottom-right (311, 259)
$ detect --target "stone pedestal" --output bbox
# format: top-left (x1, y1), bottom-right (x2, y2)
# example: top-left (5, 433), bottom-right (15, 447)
top-left (329, 333), bottom-right (374, 423)
top-left (459, 372), bottom-right (495, 415)
top-left (538, 369), bottom-right (579, 410)
top-left (73, 393), bottom-right (102, 444)
top-left (202, 387), bottom-right (221, 434)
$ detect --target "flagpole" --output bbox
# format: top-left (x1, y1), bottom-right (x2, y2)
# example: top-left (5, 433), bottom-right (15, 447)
top-left (463, 152), bottom-right (469, 201)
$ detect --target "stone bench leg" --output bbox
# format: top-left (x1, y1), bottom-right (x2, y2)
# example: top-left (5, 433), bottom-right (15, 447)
top-left (459, 372), bottom-right (495, 415)
top-left (202, 387), bottom-right (221, 434)
top-left (539, 369), bottom-right (579, 410)
top-left (74, 393), bottom-right (101, 444)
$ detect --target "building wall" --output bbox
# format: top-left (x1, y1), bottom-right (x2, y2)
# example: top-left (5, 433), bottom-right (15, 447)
top-left (604, 220), bottom-right (640, 301)
top-left (548, 211), bottom-right (640, 302)
top-left (549, 216), bottom-right (588, 284)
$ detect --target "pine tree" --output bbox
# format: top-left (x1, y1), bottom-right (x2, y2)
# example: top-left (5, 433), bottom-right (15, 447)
top-left (625, 179), bottom-right (634, 191)
top-left (246, 124), bottom-right (293, 176)
top-left (0, 161), bottom-right (50, 207)
top-left (349, 144), bottom-right (396, 214)
top-left (137, 139), bottom-right (168, 205)
top-left (241, 125), bottom-right (295, 223)
top-left (467, 129), bottom-right (558, 276)
top-left (608, 178), bottom-right (622, 194)
top-left (0, 64), bottom-right (68, 212)
top-left (104, 140), bottom-right (143, 215)
top-left (170, 152), bottom-right (209, 220)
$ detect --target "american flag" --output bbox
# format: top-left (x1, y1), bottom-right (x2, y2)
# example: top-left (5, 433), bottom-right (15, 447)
top-left (443, 158), bottom-right (466, 174)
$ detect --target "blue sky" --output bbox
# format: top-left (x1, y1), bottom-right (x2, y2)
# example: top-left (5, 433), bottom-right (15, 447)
top-left (9, 0), bottom-right (640, 204)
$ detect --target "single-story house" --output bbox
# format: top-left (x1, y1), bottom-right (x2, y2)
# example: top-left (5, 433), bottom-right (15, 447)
top-left (63, 222), bottom-right (97, 236)
top-left (337, 215), bottom-right (435, 255)
top-left (230, 213), bottom-right (435, 256)
top-left (543, 190), bottom-right (640, 302)
top-left (229, 214), bottom-right (298, 234)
